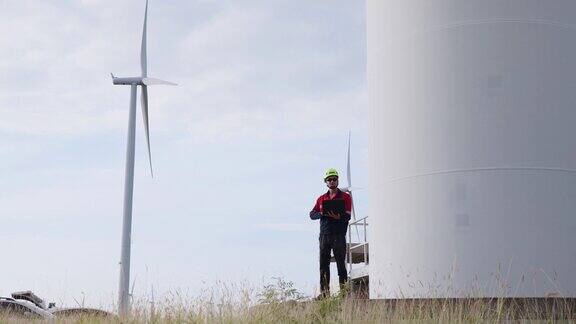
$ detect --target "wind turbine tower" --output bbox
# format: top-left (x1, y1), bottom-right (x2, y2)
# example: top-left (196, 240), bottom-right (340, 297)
top-left (111, 0), bottom-right (176, 315)
top-left (368, 0), bottom-right (576, 298)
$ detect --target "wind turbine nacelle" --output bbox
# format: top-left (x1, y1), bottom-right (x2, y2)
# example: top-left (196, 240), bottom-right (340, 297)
top-left (112, 76), bottom-right (145, 85)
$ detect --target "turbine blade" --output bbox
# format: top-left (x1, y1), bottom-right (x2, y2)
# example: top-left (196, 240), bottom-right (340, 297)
top-left (350, 191), bottom-right (360, 242)
top-left (141, 0), bottom-right (148, 77)
top-left (350, 192), bottom-right (357, 222)
top-left (347, 131), bottom-right (352, 188)
top-left (142, 77), bottom-right (177, 86)
top-left (141, 85), bottom-right (153, 177)
top-left (345, 131), bottom-right (360, 242)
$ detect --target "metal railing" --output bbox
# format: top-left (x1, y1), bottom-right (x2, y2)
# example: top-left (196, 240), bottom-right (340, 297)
top-left (347, 216), bottom-right (369, 274)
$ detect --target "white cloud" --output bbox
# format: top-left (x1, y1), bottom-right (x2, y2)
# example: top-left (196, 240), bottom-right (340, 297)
top-left (253, 222), bottom-right (315, 233)
top-left (0, 167), bottom-right (121, 221)
top-left (181, 87), bottom-right (367, 144)
top-left (179, 6), bottom-right (273, 67)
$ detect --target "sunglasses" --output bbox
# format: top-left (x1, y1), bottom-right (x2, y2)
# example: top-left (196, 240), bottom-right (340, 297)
top-left (326, 177), bottom-right (338, 182)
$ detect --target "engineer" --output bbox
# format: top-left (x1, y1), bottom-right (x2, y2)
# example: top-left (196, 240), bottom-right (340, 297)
top-left (309, 168), bottom-right (352, 298)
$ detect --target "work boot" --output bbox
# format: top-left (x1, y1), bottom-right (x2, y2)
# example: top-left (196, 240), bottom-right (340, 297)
top-left (337, 283), bottom-right (350, 299)
top-left (314, 291), bottom-right (330, 301)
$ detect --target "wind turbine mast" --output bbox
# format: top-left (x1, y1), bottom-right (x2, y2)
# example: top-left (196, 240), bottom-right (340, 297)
top-left (345, 131), bottom-right (360, 241)
top-left (112, 0), bottom-right (176, 316)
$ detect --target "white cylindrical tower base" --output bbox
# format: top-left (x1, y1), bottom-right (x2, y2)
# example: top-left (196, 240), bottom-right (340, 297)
top-left (368, 1), bottom-right (576, 298)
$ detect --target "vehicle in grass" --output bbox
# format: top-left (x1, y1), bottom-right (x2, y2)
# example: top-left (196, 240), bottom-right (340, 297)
top-left (0, 297), bottom-right (55, 320)
top-left (5, 290), bottom-right (115, 320)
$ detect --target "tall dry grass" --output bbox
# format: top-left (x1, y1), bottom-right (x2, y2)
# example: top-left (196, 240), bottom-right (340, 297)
top-left (1, 278), bottom-right (574, 323)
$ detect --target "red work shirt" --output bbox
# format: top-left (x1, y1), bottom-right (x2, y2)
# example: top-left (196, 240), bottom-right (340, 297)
top-left (311, 189), bottom-right (352, 235)
top-left (312, 189), bottom-right (352, 214)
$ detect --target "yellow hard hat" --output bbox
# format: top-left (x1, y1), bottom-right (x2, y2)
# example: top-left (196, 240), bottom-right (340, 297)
top-left (324, 168), bottom-right (339, 180)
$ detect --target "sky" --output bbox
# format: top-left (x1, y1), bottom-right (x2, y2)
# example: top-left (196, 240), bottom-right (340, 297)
top-left (0, 0), bottom-right (367, 308)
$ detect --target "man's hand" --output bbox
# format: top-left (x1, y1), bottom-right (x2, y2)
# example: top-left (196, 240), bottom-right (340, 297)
top-left (326, 211), bottom-right (341, 220)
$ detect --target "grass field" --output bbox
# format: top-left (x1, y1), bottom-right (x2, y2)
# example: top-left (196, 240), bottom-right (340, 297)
top-left (1, 278), bottom-right (575, 322)
top-left (3, 297), bottom-right (574, 323)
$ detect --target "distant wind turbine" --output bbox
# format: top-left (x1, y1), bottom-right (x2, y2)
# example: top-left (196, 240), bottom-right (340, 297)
top-left (341, 131), bottom-right (361, 241)
top-left (111, 0), bottom-right (176, 316)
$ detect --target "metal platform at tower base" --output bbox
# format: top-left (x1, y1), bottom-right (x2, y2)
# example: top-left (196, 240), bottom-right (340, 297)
top-left (322, 217), bottom-right (370, 298)
top-left (330, 243), bottom-right (369, 263)
top-left (349, 265), bottom-right (368, 280)
top-left (348, 265), bottom-right (369, 299)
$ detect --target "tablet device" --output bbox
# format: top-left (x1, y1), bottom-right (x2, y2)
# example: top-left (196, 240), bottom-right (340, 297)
top-left (322, 200), bottom-right (345, 216)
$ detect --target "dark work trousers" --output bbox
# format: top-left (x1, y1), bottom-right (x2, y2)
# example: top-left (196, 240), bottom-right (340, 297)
top-left (319, 233), bottom-right (347, 294)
